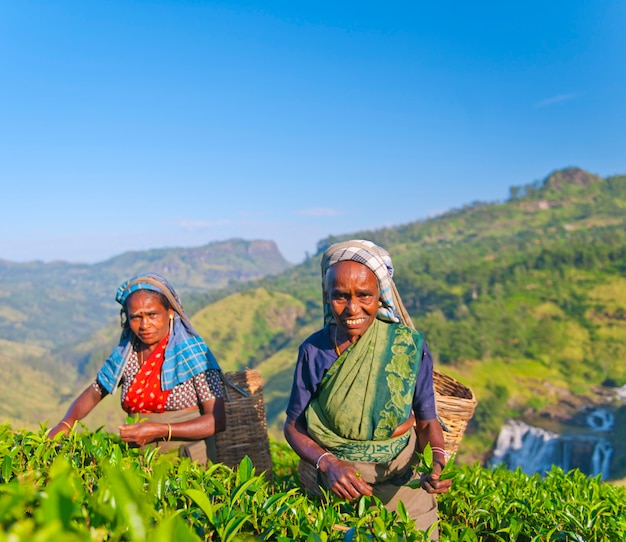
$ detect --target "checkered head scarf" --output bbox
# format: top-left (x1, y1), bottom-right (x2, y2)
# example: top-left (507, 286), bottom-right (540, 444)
top-left (321, 240), bottom-right (414, 328)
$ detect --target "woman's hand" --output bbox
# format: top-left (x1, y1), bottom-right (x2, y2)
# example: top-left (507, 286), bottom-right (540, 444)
top-left (47, 386), bottom-right (103, 440)
top-left (284, 418), bottom-right (372, 500)
top-left (48, 421), bottom-right (72, 439)
top-left (118, 422), bottom-right (165, 446)
top-left (419, 460), bottom-right (452, 494)
top-left (414, 418), bottom-right (453, 494)
top-left (320, 454), bottom-right (373, 500)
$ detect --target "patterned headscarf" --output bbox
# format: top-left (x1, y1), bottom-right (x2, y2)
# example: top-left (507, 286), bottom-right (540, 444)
top-left (97, 273), bottom-right (220, 394)
top-left (321, 240), bottom-right (414, 328)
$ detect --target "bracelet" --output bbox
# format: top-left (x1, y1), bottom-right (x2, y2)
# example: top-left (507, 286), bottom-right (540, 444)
top-left (315, 451), bottom-right (332, 470)
top-left (431, 446), bottom-right (450, 460)
top-left (167, 423), bottom-right (173, 442)
top-left (61, 420), bottom-right (73, 431)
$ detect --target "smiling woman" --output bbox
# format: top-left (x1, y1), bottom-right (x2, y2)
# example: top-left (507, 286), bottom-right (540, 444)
top-left (48, 273), bottom-right (226, 465)
top-left (284, 240), bottom-right (452, 540)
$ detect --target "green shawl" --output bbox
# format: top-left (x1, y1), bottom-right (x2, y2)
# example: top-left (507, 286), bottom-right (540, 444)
top-left (306, 319), bottom-right (423, 463)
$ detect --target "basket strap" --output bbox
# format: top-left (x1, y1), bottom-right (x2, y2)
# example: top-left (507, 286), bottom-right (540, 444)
top-left (437, 414), bottom-right (451, 433)
top-left (219, 371), bottom-right (251, 402)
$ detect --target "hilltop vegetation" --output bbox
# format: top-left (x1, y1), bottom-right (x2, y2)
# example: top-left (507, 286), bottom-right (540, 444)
top-left (216, 168), bottom-right (626, 462)
top-left (2, 167), bottom-right (626, 476)
top-left (0, 239), bottom-right (290, 347)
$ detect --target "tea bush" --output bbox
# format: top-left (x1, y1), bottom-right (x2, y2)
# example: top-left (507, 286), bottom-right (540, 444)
top-left (1, 424), bottom-right (625, 541)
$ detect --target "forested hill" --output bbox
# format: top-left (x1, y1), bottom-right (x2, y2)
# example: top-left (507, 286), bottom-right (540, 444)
top-left (0, 239), bottom-right (290, 347)
top-left (4, 167), bottom-right (626, 475)
top-left (189, 167), bottom-right (626, 469)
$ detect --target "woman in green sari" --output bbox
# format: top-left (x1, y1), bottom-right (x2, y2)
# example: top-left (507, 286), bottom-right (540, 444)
top-left (284, 240), bottom-right (451, 537)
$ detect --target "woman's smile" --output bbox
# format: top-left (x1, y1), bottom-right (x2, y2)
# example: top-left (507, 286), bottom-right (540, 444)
top-left (344, 317), bottom-right (368, 327)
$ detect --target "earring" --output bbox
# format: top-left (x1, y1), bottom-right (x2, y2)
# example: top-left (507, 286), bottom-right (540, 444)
top-left (169, 314), bottom-right (174, 334)
top-left (378, 301), bottom-right (383, 307)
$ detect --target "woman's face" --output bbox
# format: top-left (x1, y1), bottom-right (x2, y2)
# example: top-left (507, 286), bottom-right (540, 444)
top-left (126, 290), bottom-right (173, 349)
top-left (327, 260), bottom-right (380, 342)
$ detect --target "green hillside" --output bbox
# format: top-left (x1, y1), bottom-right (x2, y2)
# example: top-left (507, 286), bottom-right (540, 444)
top-left (188, 167), bottom-right (626, 468)
top-left (0, 339), bottom-right (75, 428)
top-left (223, 167), bottom-right (626, 466)
top-left (4, 167), bottom-right (626, 477)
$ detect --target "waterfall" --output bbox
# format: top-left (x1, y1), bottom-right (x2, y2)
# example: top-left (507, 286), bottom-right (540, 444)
top-left (591, 440), bottom-right (613, 478)
top-left (491, 418), bottom-right (613, 478)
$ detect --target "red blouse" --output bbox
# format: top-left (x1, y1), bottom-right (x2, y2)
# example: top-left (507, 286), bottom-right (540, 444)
top-left (122, 334), bottom-right (172, 413)
top-left (93, 343), bottom-right (223, 414)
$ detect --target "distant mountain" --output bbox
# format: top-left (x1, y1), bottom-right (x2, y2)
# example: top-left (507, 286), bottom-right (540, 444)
top-left (0, 238), bottom-right (291, 347)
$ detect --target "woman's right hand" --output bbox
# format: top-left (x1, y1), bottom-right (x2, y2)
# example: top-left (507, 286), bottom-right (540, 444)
top-left (46, 386), bottom-right (102, 440)
top-left (48, 421), bottom-right (72, 439)
top-left (284, 418), bottom-right (372, 500)
top-left (320, 454), bottom-right (373, 500)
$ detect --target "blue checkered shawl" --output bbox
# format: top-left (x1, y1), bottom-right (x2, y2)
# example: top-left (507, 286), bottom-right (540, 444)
top-left (96, 273), bottom-right (220, 394)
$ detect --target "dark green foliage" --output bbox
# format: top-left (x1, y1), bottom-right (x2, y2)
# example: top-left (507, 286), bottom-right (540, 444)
top-left (1, 425), bottom-right (625, 540)
top-left (439, 463), bottom-right (626, 541)
top-left (0, 425), bottom-right (430, 540)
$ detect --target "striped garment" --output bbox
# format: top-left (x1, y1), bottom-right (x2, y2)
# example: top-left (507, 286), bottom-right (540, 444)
top-left (97, 273), bottom-right (220, 394)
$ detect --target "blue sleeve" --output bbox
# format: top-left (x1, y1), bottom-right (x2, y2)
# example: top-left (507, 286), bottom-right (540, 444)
top-left (413, 340), bottom-right (437, 421)
top-left (285, 343), bottom-right (316, 423)
top-left (285, 330), bottom-right (336, 423)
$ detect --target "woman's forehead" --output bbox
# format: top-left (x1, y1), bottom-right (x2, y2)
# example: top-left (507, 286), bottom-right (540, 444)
top-left (126, 289), bottom-right (166, 309)
top-left (329, 261), bottom-right (378, 287)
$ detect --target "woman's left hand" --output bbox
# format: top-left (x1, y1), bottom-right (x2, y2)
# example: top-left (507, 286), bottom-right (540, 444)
top-left (420, 461), bottom-right (452, 494)
top-left (118, 422), bottom-right (163, 446)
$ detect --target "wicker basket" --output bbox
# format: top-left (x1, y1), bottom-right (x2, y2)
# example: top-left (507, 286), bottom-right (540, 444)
top-left (214, 369), bottom-right (273, 480)
top-left (297, 458), bottom-right (322, 496)
top-left (433, 370), bottom-right (477, 455)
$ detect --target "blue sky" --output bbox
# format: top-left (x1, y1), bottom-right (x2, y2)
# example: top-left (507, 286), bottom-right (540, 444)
top-left (1, 1), bottom-right (624, 264)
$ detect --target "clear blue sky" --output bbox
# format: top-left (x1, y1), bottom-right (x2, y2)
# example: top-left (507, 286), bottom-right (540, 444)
top-left (1, 1), bottom-right (624, 264)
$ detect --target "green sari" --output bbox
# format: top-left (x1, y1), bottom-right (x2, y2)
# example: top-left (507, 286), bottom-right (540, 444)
top-left (306, 319), bottom-right (423, 463)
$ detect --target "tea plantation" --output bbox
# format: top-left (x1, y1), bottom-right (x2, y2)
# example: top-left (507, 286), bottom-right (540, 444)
top-left (1, 424), bottom-right (625, 541)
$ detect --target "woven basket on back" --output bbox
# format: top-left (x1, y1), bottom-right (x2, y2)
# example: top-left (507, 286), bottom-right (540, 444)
top-left (297, 370), bottom-right (477, 494)
top-left (433, 370), bottom-right (477, 455)
top-left (214, 369), bottom-right (273, 480)
top-left (298, 457), bottom-right (322, 496)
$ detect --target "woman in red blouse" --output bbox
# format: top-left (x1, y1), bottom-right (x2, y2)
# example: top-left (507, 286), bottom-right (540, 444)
top-left (48, 273), bottom-right (225, 464)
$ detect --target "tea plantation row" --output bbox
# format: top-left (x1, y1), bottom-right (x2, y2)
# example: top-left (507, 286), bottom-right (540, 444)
top-left (1, 425), bottom-right (624, 541)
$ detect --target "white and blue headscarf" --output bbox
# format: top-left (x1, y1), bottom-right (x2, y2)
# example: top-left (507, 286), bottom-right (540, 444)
top-left (97, 273), bottom-right (220, 394)
top-left (321, 240), bottom-right (414, 328)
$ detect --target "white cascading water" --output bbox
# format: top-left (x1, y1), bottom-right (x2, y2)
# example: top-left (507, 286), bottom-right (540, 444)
top-left (490, 414), bottom-right (613, 478)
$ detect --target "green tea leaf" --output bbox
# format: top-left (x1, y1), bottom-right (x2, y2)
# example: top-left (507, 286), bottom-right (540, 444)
top-left (439, 453), bottom-right (457, 480)
top-left (422, 443), bottom-right (433, 470)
